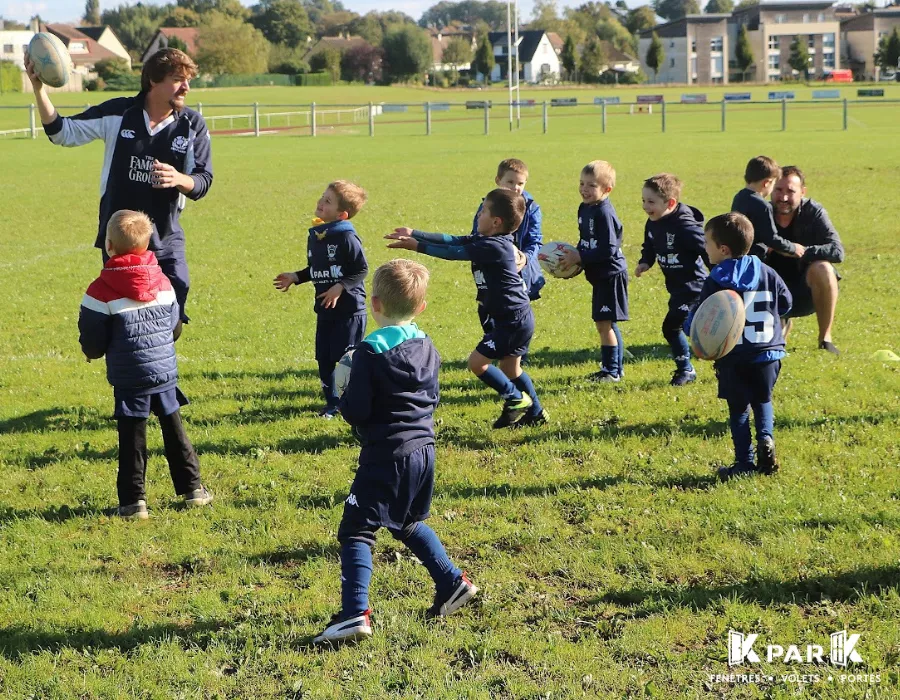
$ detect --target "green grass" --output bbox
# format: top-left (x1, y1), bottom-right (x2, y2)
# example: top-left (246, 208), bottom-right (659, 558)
top-left (1, 97), bottom-right (899, 698)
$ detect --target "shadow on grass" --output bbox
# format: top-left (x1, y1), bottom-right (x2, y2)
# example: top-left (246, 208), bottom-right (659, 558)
top-left (599, 563), bottom-right (900, 614)
top-left (247, 541), bottom-right (340, 568)
top-left (180, 368), bottom-right (320, 383)
top-left (0, 503), bottom-right (110, 526)
top-left (0, 619), bottom-right (228, 660)
top-left (0, 407), bottom-right (109, 434)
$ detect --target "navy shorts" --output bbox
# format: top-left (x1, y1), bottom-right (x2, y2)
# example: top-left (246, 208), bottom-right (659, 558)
top-left (476, 306), bottom-right (534, 359)
top-left (767, 258), bottom-right (839, 320)
top-left (337, 444), bottom-right (435, 538)
top-left (315, 314), bottom-right (366, 364)
top-left (716, 360), bottom-right (782, 406)
top-left (591, 272), bottom-right (629, 322)
top-left (113, 385), bottom-right (188, 419)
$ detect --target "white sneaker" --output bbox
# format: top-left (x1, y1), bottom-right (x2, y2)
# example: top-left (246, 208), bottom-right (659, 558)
top-left (184, 486), bottom-right (213, 507)
top-left (313, 609), bottom-right (373, 645)
top-left (118, 500), bottom-right (149, 520)
top-left (426, 573), bottom-right (478, 618)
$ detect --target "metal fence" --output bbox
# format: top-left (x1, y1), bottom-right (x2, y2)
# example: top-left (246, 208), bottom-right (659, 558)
top-left (2, 98), bottom-right (898, 139)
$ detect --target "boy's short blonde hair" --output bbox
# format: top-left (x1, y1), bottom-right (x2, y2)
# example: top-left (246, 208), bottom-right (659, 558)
top-left (373, 259), bottom-right (429, 321)
top-left (328, 180), bottom-right (367, 218)
top-left (644, 173), bottom-right (682, 202)
top-left (744, 156), bottom-right (780, 184)
top-left (497, 158), bottom-right (528, 179)
top-left (582, 160), bottom-right (616, 190)
top-left (106, 210), bottom-right (152, 255)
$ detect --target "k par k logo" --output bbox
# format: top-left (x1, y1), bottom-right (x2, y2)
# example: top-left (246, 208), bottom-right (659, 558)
top-left (728, 630), bottom-right (863, 667)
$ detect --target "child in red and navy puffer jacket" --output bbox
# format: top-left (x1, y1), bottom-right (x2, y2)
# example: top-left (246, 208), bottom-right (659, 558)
top-left (78, 209), bottom-right (212, 520)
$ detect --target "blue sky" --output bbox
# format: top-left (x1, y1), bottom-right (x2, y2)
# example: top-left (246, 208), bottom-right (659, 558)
top-left (2, 0), bottom-right (587, 25)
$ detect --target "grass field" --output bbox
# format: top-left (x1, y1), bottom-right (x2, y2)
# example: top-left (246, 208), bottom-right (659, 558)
top-left (1, 87), bottom-right (899, 698)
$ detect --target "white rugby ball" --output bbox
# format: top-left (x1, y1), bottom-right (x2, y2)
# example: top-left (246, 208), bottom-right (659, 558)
top-left (333, 349), bottom-right (355, 398)
top-left (689, 289), bottom-right (746, 361)
top-left (538, 241), bottom-right (582, 279)
top-left (28, 32), bottom-right (73, 89)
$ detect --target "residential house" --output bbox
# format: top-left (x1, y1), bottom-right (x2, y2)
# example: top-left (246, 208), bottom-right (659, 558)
top-left (43, 23), bottom-right (123, 74)
top-left (0, 28), bottom-right (33, 69)
top-left (142, 27), bottom-right (199, 63)
top-left (639, 14), bottom-right (730, 84)
top-left (77, 25), bottom-right (130, 66)
top-left (546, 31), bottom-right (564, 56)
top-left (427, 25), bottom-right (477, 72)
top-left (303, 34), bottom-right (368, 64)
top-left (841, 7), bottom-right (900, 80)
top-left (483, 29), bottom-right (560, 83)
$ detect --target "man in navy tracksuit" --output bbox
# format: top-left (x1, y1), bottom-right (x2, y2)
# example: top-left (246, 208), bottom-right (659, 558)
top-left (78, 210), bottom-right (212, 520)
top-left (274, 181), bottom-right (368, 417)
top-left (314, 260), bottom-right (476, 645)
top-left (635, 174), bottom-right (710, 386)
top-left (388, 188), bottom-right (546, 429)
top-left (685, 213), bottom-right (792, 482)
top-left (27, 48), bottom-right (213, 323)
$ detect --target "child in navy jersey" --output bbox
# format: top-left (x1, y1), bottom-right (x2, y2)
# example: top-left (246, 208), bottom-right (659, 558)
top-left (685, 213), bottom-right (793, 482)
top-left (78, 210), bottom-right (212, 520)
top-left (313, 259), bottom-right (476, 645)
top-left (634, 173), bottom-right (709, 386)
top-left (559, 160), bottom-right (628, 382)
top-left (274, 181), bottom-right (368, 418)
top-left (731, 156), bottom-right (798, 260)
top-left (387, 188), bottom-right (546, 429)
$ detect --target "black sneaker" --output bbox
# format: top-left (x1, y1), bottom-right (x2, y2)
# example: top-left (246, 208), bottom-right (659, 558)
top-left (492, 394), bottom-right (533, 429)
top-left (819, 340), bottom-right (840, 355)
top-left (426, 573), bottom-right (478, 619)
top-left (318, 406), bottom-right (340, 419)
top-left (118, 500), bottom-right (149, 520)
top-left (514, 408), bottom-right (549, 427)
top-left (756, 436), bottom-right (779, 475)
top-left (313, 609), bottom-right (372, 645)
top-left (717, 462), bottom-right (759, 482)
top-left (670, 369), bottom-right (697, 386)
top-left (587, 371), bottom-right (620, 383)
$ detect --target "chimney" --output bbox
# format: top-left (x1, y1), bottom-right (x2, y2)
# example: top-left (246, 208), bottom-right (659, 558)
top-left (31, 17), bottom-right (40, 33)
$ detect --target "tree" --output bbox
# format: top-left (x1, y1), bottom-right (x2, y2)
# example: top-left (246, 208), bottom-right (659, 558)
top-left (418, 1), bottom-right (508, 30)
top-left (441, 36), bottom-right (473, 85)
top-left (0, 16), bottom-right (28, 29)
top-left (874, 27), bottom-right (900, 74)
top-left (167, 35), bottom-right (190, 53)
top-left (310, 46), bottom-right (342, 81)
top-left (176, 0), bottom-right (250, 21)
top-left (473, 33), bottom-right (494, 83)
top-left (317, 10), bottom-right (358, 36)
top-left (268, 42), bottom-right (309, 73)
top-left (645, 31), bottom-right (664, 81)
top-left (94, 57), bottom-right (132, 81)
top-left (560, 34), bottom-right (577, 80)
top-left (529, 0), bottom-right (565, 34)
top-left (734, 0), bottom-right (759, 8)
top-left (164, 7), bottom-right (201, 27)
top-left (83, 0), bottom-right (100, 25)
top-left (342, 41), bottom-right (383, 82)
top-left (735, 23), bottom-right (754, 81)
top-left (652, 0), bottom-right (700, 21)
top-left (704, 0), bottom-right (733, 12)
top-left (381, 24), bottom-right (431, 82)
top-left (580, 36), bottom-right (608, 81)
top-left (625, 6), bottom-right (656, 35)
top-left (102, 3), bottom-right (170, 59)
top-left (788, 34), bottom-right (809, 79)
top-left (195, 13), bottom-right (269, 74)
top-left (251, 0), bottom-right (313, 48)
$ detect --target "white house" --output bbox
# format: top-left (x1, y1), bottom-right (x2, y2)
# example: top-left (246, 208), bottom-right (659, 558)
top-left (0, 30), bottom-right (34, 69)
top-left (484, 30), bottom-right (560, 83)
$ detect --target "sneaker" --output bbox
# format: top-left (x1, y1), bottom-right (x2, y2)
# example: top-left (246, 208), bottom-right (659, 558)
top-left (756, 436), bottom-right (779, 475)
top-left (717, 463), bottom-right (759, 482)
top-left (426, 573), bottom-right (478, 619)
top-left (670, 369), bottom-right (697, 386)
top-left (819, 340), bottom-right (840, 355)
top-left (118, 500), bottom-right (148, 520)
top-left (587, 371), bottom-right (620, 383)
top-left (313, 609), bottom-right (373, 645)
top-left (184, 486), bottom-right (213, 508)
top-left (318, 406), bottom-right (340, 419)
top-left (492, 394), bottom-right (533, 429)
top-left (515, 408), bottom-right (549, 427)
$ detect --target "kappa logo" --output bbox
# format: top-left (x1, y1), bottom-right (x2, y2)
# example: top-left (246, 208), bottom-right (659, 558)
top-left (728, 630), bottom-right (863, 667)
top-left (171, 135), bottom-right (189, 154)
top-left (120, 129), bottom-right (135, 139)
top-left (327, 244), bottom-right (338, 260)
top-left (599, 305), bottom-right (611, 313)
top-left (678, 304), bottom-right (691, 312)
top-left (666, 232), bottom-right (676, 248)
top-left (483, 339), bottom-right (496, 350)
top-left (346, 493), bottom-right (359, 507)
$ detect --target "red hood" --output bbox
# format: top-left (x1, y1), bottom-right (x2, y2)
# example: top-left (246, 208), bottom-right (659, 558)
top-left (100, 251), bottom-right (168, 302)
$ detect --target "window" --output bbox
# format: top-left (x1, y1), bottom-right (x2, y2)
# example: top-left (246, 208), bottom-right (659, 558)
top-left (670, 40), bottom-right (675, 48)
top-left (768, 54), bottom-right (780, 69)
top-left (691, 38), bottom-right (697, 52)
top-left (807, 34), bottom-right (815, 50)
top-left (670, 58), bottom-right (675, 67)
top-left (2, 44), bottom-right (13, 53)
top-left (69, 41), bottom-right (86, 53)
top-left (775, 13), bottom-right (786, 23)
top-left (691, 56), bottom-right (697, 75)
top-left (712, 56), bottom-right (724, 74)
top-left (824, 53), bottom-right (835, 68)
top-left (768, 35), bottom-right (780, 50)
top-left (818, 12), bottom-right (826, 22)
top-left (802, 13), bottom-right (810, 23)
top-left (710, 36), bottom-right (723, 52)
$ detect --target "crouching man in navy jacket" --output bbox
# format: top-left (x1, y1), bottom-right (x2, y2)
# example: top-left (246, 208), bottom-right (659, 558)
top-left (79, 210), bottom-right (212, 520)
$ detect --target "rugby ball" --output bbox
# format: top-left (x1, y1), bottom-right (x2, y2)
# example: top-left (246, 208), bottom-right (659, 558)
top-left (689, 289), bottom-right (746, 361)
top-left (333, 349), bottom-right (355, 398)
top-left (538, 241), bottom-right (582, 279)
top-left (28, 33), bottom-right (73, 88)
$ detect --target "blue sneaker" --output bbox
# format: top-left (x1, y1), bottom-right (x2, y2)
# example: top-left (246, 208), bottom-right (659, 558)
top-left (717, 462), bottom-right (759, 482)
top-left (670, 369), bottom-right (697, 386)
